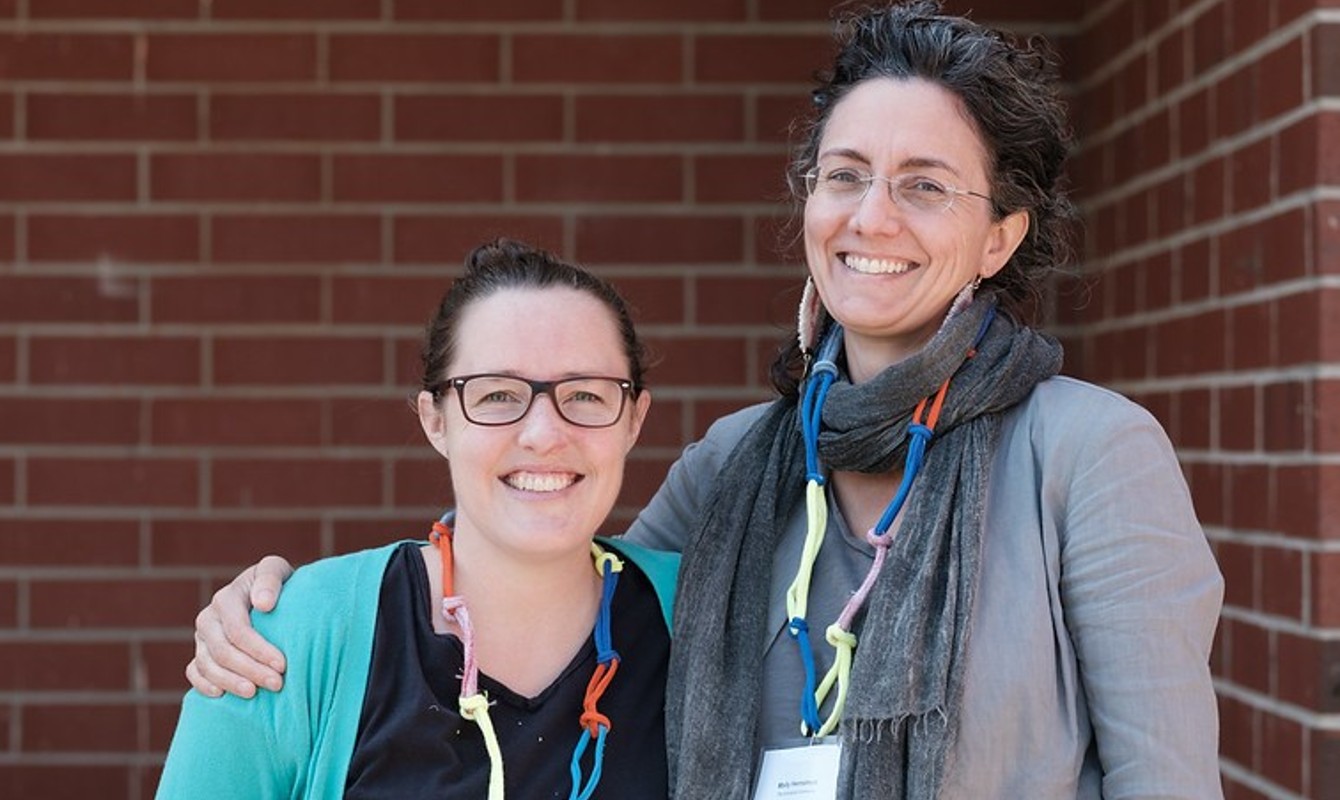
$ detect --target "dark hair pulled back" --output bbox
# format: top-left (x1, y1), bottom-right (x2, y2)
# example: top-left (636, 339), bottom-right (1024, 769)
top-left (421, 239), bottom-right (647, 397)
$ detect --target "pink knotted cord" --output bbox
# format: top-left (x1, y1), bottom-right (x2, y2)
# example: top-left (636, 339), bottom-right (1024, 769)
top-left (834, 531), bottom-right (891, 630)
top-left (442, 595), bottom-right (480, 698)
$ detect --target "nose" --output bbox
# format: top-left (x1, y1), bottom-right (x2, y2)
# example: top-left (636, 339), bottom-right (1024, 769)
top-left (516, 393), bottom-right (567, 452)
top-left (849, 176), bottom-right (906, 235)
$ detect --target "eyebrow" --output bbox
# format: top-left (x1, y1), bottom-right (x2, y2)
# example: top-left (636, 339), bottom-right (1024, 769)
top-left (467, 370), bottom-right (619, 381)
top-left (817, 148), bottom-right (965, 180)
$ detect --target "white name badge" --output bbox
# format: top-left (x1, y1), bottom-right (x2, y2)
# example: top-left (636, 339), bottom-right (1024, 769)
top-left (751, 739), bottom-right (842, 800)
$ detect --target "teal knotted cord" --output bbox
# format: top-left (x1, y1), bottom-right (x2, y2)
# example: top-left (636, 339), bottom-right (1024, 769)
top-left (568, 547), bottom-right (622, 800)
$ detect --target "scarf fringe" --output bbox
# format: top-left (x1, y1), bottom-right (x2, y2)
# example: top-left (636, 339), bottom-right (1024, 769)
top-left (842, 704), bottom-right (949, 745)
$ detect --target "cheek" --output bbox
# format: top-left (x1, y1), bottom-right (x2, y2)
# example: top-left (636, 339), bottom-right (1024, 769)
top-left (929, 217), bottom-right (985, 273)
top-left (593, 435), bottom-right (630, 468)
top-left (442, 424), bottom-right (491, 465)
top-left (803, 200), bottom-right (839, 244)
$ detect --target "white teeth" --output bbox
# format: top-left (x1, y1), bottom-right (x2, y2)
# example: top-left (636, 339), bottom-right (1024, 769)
top-left (843, 254), bottom-right (914, 274)
top-left (504, 472), bottom-right (577, 493)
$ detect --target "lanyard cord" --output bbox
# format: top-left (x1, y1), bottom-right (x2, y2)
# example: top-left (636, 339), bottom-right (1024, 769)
top-left (786, 329), bottom-right (843, 734)
top-left (428, 521), bottom-right (624, 800)
top-left (569, 547), bottom-right (623, 800)
top-left (790, 308), bottom-right (994, 737)
top-left (430, 520), bottom-right (503, 800)
top-left (809, 386), bottom-right (945, 736)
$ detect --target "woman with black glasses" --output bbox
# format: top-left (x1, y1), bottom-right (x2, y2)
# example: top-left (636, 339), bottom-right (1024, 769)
top-left (158, 238), bottom-right (674, 800)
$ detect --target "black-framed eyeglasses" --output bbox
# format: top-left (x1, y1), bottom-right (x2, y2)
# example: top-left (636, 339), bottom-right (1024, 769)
top-left (433, 374), bottom-right (635, 429)
top-left (803, 166), bottom-right (992, 213)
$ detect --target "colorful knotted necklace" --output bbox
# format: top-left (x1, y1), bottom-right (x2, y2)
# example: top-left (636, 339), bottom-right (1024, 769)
top-left (428, 520), bottom-right (624, 800)
top-left (787, 307), bottom-right (994, 737)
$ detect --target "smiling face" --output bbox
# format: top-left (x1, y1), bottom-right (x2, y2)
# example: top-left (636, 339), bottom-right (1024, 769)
top-left (803, 77), bottom-right (1028, 380)
top-left (416, 286), bottom-right (649, 565)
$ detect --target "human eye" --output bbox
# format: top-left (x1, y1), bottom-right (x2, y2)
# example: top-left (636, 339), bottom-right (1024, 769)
top-left (905, 175), bottom-right (949, 195)
top-left (823, 166), bottom-right (868, 186)
top-left (897, 175), bottom-right (953, 208)
top-left (559, 380), bottom-right (615, 407)
top-left (468, 378), bottom-right (527, 407)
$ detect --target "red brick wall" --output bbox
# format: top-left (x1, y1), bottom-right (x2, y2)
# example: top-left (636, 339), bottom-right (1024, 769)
top-left (1059, 1), bottom-right (1337, 798)
top-left (3, 0), bottom-right (1327, 797)
top-left (0, 4), bottom-right (832, 795)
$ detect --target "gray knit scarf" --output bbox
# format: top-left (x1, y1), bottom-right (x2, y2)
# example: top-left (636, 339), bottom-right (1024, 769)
top-left (665, 297), bottom-right (1062, 799)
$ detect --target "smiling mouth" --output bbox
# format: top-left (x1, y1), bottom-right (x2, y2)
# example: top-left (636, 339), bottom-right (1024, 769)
top-left (503, 472), bottom-right (580, 493)
top-left (842, 253), bottom-right (918, 274)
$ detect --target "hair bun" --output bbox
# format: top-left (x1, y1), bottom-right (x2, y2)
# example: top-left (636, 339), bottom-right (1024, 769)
top-left (465, 238), bottom-right (532, 274)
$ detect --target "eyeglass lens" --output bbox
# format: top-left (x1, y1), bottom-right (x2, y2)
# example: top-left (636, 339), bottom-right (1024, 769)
top-left (807, 169), bottom-right (961, 212)
top-left (455, 375), bottom-right (628, 427)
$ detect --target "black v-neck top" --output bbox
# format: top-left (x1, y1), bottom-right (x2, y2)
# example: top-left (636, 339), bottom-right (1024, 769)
top-left (344, 542), bottom-right (670, 799)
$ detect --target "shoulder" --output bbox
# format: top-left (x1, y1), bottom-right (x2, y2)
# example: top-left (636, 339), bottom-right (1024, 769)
top-left (625, 399), bottom-right (785, 552)
top-left (281, 542), bottom-right (405, 601)
top-left (654, 399), bottom-right (778, 495)
top-left (699, 400), bottom-right (776, 448)
top-left (1012, 375), bottom-right (1157, 428)
top-left (681, 400), bottom-right (779, 471)
top-left (251, 543), bottom-right (411, 716)
top-left (256, 542), bottom-right (408, 641)
top-left (993, 376), bottom-right (1188, 514)
top-left (1003, 375), bottom-right (1168, 456)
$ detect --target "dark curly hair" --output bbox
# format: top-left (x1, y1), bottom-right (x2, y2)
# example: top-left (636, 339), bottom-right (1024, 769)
top-left (772, 0), bottom-right (1077, 396)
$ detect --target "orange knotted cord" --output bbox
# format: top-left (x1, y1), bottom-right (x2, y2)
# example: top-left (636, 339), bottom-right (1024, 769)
top-left (430, 520), bottom-right (454, 596)
top-left (579, 659), bottom-right (620, 736)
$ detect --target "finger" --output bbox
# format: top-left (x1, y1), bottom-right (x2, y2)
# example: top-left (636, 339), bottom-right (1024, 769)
top-left (197, 583), bottom-right (284, 692)
top-left (214, 569), bottom-right (288, 679)
top-left (249, 555), bottom-right (295, 614)
top-left (184, 657), bottom-right (224, 699)
top-left (193, 606), bottom-right (263, 697)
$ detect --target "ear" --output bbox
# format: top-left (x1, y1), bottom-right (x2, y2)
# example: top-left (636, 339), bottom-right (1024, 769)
top-left (416, 390), bottom-right (451, 459)
top-left (979, 209), bottom-right (1030, 280)
top-left (623, 389), bottom-right (652, 454)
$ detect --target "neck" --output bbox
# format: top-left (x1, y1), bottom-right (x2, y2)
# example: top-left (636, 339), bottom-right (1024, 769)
top-left (831, 468), bottom-right (906, 538)
top-left (842, 330), bottom-right (921, 384)
top-left (453, 524), bottom-right (600, 607)
top-left (423, 525), bottom-right (603, 697)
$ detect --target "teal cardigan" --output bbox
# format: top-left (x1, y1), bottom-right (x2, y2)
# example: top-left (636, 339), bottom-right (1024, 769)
top-left (156, 539), bottom-right (678, 800)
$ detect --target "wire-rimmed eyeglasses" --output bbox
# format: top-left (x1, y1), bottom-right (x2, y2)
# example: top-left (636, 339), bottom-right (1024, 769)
top-left (803, 166), bottom-right (992, 213)
top-left (432, 374), bottom-right (635, 428)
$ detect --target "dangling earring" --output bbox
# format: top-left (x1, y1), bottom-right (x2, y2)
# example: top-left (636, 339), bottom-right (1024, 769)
top-left (948, 274), bottom-right (983, 318)
top-left (797, 276), bottom-right (823, 355)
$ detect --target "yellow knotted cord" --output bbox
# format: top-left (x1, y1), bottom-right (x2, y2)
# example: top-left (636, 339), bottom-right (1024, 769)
top-left (460, 693), bottom-right (505, 800)
top-left (785, 480), bottom-right (829, 624)
top-left (813, 625), bottom-right (857, 737)
top-left (590, 542), bottom-right (624, 577)
top-left (785, 479), bottom-right (830, 735)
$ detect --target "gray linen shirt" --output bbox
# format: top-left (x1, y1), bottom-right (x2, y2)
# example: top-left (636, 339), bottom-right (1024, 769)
top-left (625, 376), bottom-right (1224, 799)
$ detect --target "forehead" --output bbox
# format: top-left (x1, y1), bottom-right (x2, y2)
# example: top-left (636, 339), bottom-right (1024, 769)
top-left (819, 77), bottom-right (989, 178)
top-left (450, 286), bottom-right (627, 377)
